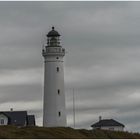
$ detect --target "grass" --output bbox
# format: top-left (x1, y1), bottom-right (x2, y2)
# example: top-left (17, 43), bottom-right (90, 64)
top-left (0, 126), bottom-right (139, 138)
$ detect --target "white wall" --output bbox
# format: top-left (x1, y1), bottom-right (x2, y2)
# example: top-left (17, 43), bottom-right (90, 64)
top-left (100, 126), bottom-right (124, 131)
top-left (43, 47), bottom-right (66, 127)
top-left (0, 114), bottom-right (8, 125)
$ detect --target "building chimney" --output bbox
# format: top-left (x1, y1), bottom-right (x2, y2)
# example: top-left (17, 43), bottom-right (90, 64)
top-left (99, 116), bottom-right (102, 121)
top-left (10, 108), bottom-right (13, 111)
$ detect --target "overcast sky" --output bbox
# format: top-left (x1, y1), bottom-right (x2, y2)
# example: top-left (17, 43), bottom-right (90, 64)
top-left (0, 1), bottom-right (140, 132)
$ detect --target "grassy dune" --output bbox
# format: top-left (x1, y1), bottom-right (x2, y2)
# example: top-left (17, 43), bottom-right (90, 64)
top-left (0, 126), bottom-right (140, 139)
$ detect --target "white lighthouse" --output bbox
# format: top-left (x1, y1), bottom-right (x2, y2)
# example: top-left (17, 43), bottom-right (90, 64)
top-left (42, 27), bottom-right (66, 127)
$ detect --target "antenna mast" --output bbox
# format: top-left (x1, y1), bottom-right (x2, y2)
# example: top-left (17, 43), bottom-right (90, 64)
top-left (73, 88), bottom-right (76, 128)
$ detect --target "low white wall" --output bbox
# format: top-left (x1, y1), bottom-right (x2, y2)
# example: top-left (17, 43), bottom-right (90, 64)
top-left (101, 126), bottom-right (124, 131)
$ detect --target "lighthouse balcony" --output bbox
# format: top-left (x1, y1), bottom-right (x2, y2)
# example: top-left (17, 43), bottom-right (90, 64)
top-left (42, 47), bottom-right (65, 56)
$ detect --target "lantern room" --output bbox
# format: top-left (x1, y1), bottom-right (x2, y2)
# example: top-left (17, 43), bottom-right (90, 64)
top-left (47, 27), bottom-right (61, 47)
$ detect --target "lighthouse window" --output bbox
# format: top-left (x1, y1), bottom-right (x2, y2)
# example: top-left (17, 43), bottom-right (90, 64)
top-left (58, 89), bottom-right (60, 95)
top-left (58, 111), bottom-right (61, 117)
top-left (57, 67), bottom-right (59, 72)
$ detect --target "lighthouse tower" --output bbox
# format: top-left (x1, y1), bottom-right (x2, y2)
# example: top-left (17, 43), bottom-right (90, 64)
top-left (42, 27), bottom-right (66, 127)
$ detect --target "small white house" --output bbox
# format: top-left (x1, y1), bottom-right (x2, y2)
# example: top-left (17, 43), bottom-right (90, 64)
top-left (91, 117), bottom-right (125, 131)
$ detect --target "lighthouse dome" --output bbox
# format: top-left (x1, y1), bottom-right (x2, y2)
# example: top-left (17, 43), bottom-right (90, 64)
top-left (47, 27), bottom-right (60, 37)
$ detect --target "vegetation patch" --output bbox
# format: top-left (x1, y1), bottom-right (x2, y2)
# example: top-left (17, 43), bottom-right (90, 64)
top-left (0, 126), bottom-right (139, 138)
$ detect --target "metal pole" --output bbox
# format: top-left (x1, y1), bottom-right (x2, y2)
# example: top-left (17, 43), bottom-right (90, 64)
top-left (73, 88), bottom-right (75, 128)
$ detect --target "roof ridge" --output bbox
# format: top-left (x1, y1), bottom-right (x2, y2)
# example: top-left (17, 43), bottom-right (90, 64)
top-left (0, 111), bottom-right (27, 112)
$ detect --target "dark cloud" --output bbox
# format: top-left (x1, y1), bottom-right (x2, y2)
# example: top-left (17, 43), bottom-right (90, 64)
top-left (0, 84), bottom-right (43, 103)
